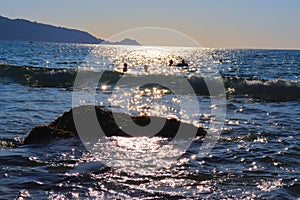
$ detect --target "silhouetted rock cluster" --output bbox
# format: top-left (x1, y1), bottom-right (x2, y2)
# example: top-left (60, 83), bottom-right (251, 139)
top-left (24, 105), bottom-right (206, 144)
top-left (102, 38), bottom-right (141, 46)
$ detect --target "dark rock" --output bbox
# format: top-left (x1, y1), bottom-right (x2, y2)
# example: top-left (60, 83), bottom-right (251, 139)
top-left (24, 105), bottom-right (206, 144)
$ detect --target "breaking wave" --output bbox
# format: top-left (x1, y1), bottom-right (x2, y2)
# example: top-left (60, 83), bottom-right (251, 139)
top-left (1, 63), bottom-right (299, 101)
top-left (188, 76), bottom-right (300, 101)
top-left (0, 63), bottom-right (121, 88)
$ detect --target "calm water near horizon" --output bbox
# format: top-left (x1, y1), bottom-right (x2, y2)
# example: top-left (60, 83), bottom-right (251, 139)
top-left (0, 41), bottom-right (299, 199)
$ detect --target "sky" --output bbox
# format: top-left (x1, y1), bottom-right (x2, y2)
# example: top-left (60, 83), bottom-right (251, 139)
top-left (1, 0), bottom-right (300, 49)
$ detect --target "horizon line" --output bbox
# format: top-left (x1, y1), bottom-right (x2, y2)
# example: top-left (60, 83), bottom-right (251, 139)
top-left (1, 39), bottom-right (300, 51)
top-left (1, 14), bottom-right (300, 50)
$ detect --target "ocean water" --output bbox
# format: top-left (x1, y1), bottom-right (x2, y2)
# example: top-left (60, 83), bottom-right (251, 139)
top-left (0, 41), bottom-right (299, 199)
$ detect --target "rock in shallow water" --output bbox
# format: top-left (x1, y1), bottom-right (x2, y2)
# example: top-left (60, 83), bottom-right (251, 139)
top-left (24, 105), bottom-right (206, 144)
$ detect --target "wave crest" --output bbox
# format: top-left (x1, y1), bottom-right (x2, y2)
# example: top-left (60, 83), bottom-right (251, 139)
top-left (1, 64), bottom-right (299, 101)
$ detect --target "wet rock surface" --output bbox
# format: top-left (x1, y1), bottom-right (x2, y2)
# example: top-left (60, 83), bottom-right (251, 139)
top-left (24, 105), bottom-right (206, 144)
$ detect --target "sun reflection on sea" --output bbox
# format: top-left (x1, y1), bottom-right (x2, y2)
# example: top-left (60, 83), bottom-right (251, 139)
top-left (73, 44), bottom-right (225, 173)
top-left (87, 136), bottom-right (193, 173)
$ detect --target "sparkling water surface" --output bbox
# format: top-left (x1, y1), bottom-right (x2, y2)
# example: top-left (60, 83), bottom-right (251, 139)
top-left (0, 41), bottom-right (299, 199)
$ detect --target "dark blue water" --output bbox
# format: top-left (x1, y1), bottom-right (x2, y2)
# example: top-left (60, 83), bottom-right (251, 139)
top-left (0, 41), bottom-right (299, 199)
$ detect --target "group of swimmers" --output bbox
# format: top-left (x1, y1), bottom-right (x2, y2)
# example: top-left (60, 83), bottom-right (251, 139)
top-left (168, 59), bottom-right (188, 67)
top-left (122, 59), bottom-right (189, 73)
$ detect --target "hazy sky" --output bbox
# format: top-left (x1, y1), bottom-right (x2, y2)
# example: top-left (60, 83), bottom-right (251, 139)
top-left (1, 0), bottom-right (300, 48)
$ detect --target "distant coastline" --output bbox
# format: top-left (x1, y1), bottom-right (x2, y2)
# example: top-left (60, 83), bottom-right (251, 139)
top-left (0, 15), bottom-right (140, 45)
top-left (102, 38), bottom-right (141, 46)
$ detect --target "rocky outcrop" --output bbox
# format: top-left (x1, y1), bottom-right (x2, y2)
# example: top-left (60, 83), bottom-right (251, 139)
top-left (24, 105), bottom-right (206, 144)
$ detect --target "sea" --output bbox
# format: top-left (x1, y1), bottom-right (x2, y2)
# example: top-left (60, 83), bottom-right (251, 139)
top-left (0, 41), bottom-right (299, 199)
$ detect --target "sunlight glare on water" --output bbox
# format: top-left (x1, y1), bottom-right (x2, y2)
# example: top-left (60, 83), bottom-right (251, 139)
top-left (86, 136), bottom-right (192, 173)
top-left (1, 41), bottom-right (299, 199)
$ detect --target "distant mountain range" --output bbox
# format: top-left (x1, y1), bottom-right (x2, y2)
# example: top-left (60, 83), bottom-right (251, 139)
top-left (0, 15), bottom-right (140, 45)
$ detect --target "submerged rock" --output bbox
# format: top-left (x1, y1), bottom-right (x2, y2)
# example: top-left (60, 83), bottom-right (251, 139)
top-left (24, 105), bottom-right (206, 144)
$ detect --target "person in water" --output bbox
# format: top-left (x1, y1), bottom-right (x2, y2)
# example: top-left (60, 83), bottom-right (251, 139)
top-left (176, 59), bottom-right (188, 67)
top-left (123, 63), bottom-right (128, 72)
top-left (143, 64), bottom-right (149, 72)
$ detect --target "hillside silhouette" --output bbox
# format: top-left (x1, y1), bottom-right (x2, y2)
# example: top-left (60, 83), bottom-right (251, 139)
top-left (0, 15), bottom-right (103, 43)
top-left (0, 15), bottom-right (140, 45)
